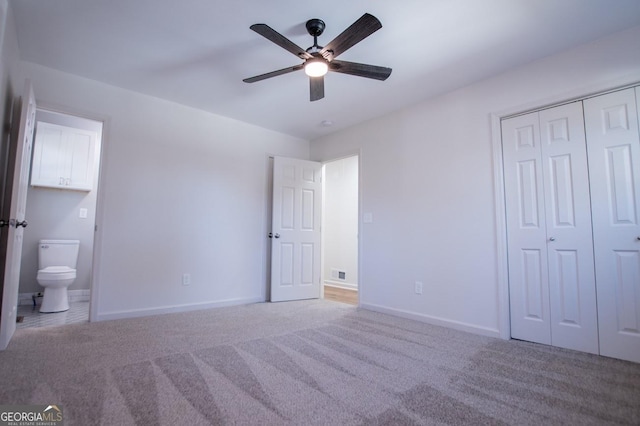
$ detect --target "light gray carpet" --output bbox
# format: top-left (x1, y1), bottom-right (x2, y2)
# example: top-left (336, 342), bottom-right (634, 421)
top-left (0, 299), bottom-right (639, 425)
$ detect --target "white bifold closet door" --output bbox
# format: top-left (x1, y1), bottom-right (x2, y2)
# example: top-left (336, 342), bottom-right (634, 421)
top-left (584, 87), bottom-right (640, 364)
top-left (503, 101), bottom-right (599, 354)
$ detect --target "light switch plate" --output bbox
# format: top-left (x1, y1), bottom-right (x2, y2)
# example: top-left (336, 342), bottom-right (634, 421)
top-left (79, 208), bottom-right (88, 219)
top-left (363, 212), bottom-right (373, 223)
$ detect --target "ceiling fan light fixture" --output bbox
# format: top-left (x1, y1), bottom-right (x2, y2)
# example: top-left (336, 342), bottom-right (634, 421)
top-left (304, 58), bottom-right (328, 77)
top-left (244, 13), bottom-right (391, 101)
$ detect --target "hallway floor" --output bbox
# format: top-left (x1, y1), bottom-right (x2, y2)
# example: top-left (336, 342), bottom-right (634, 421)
top-left (323, 285), bottom-right (358, 305)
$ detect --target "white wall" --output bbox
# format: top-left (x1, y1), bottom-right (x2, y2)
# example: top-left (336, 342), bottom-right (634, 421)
top-left (323, 156), bottom-right (358, 289)
top-left (19, 110), bottom-right (102, 294)
top-left (16, 61), bottom-right (309, 320)
top-left (310, 26), bottom-right (640, 337)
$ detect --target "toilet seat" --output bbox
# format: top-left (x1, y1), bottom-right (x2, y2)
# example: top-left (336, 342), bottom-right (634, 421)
top-left (37, 266), bottom-right (76, 280)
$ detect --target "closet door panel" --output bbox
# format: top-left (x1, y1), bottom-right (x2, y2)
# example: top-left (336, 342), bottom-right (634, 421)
top-left (539, 102), bottom-right (598, 354)
top-left (502, 112), bottom-right (551, 345)
top-left (585, 87), bottom-right (640, 363)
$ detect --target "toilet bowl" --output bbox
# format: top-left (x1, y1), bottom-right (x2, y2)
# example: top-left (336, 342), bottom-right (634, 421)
top-left (37, 240), bottom-right (80, 313)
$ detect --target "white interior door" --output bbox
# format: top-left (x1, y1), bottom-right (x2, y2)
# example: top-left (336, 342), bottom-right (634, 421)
top-left (270, 156), bottom-right (322, 302)
top-left (584, 87), bottom-right (640, 363)
top-left (0, 80), bottom-right (36, 350)
top-left (539, 102), bottom-right (598, 354)
top-left (503, 111), bottom-right (551, 345)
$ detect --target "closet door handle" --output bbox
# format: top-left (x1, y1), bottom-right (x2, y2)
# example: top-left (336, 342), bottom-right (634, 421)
top-left (549, 237), bottom-right (555, 242)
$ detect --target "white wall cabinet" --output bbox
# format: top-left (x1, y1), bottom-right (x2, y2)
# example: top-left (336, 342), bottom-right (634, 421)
top-left (502, 87), bottom-right (640, 363)
top-left (30, 121), bottom-right (98, 191)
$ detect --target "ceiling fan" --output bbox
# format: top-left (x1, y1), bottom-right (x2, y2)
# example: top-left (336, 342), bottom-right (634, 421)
top-left (243, 13), bottom-right (392, 102)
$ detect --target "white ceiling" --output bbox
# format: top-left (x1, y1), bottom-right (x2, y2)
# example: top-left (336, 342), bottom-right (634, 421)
top-left (9, 0), bottom-right (640, 140)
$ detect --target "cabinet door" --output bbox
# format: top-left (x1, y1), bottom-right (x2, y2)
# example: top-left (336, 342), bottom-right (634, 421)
top-left (585, 88), bottom-right (640, 363)
top-left (66, 128), bottom-right (95, 190)
top-left (30, 122), bottom-right (67, 187)
top-left (539, 102), bottom-right (598, 354)
top-left (503, 112), bottom-right (551, 345)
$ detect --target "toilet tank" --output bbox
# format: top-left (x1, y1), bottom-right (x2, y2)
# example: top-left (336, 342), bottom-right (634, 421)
top-left (38, 240), bottom-right (80, 269)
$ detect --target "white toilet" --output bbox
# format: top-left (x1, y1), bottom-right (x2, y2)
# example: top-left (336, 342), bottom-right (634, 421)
top-left (37, 239), bottom-right (80, 313)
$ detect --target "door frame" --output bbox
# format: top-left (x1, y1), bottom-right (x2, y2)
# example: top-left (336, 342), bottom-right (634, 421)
top-left (491, 76), bottom-right (640, 340)
top-left (33, 101), bottom-right (109, 323)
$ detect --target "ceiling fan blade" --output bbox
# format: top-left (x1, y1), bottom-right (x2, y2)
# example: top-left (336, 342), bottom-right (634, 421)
top-left (320, 13), bottom-right (382, 60)
top-left (243, 64), bottom-right (304, 83)
top-left (310, 76), bottom-right (324, 101)
top-left (329, 60), bottom-right (392, 81)
top-left (250, 24), bottom-right (312, 60)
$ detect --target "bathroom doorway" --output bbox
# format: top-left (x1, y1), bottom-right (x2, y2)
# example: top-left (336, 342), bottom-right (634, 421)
top-left (16, 108), bottom-right (103, 328)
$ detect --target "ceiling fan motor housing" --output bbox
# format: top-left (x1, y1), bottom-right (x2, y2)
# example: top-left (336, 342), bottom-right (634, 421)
top-left (306, 19), bottom-right (326, 53)
top-left (306, 19), bottom-right (325, 37)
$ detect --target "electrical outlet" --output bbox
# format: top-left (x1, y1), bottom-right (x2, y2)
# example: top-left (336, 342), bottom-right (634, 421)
top-left (182, 273), bottom-right (191, 286)
top-left (414, 281), bottom-right (423, 295)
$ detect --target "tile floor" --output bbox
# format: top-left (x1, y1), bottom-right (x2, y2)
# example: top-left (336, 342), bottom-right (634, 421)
top-left (16, 301), bottom-right (89, 329)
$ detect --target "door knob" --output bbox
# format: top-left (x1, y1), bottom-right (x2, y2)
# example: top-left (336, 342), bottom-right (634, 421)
top-left (549, 237), bottom-right (555, 242)
top-left (0, 220), bottom-right (8, 228)
top-left (274, 233), bottom-right (280, 239)
top-left (268, 232), bottom-right (273, 238)
top-left (15, 220), bottom-right (28, 228)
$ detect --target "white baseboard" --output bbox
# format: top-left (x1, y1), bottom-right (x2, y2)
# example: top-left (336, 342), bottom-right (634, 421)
top-left (18, 289), bottom-right (90, 306)
top-left (359, 302), bottom-right (501, 339)
top-left (69, 289), bottom-right (91, 303)
top-left (95, 297), bottom-right (264, 322)
top-left (324, 280), bottom-right (358, 290)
